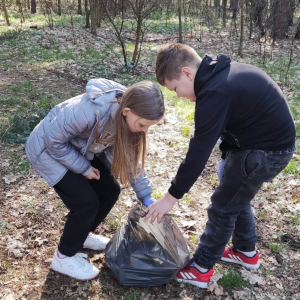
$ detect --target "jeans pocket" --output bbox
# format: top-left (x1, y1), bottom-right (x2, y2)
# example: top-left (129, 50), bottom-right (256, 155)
top-left (242, 150), bottom-right (265, 178)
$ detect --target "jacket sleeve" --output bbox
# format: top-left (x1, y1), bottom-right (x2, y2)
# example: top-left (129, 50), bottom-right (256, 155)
top-left (168, 90), bottom-right (232, 199)
top-left (44, 102), bottom-right (96, 175)
top-left (99, 148), bottom-right (152, 201)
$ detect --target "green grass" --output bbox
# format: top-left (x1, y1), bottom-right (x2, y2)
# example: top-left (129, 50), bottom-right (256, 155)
top-left (218, 268), bottom-right (248, 290)
top-left (0, 219), bottom-right (8, 231)
top-left (107, 216), bottom-right (121, 231)
top-left (152, 189), bottom-right (163, 199)
top-left (268, 242), bottom-right (282, 253)
top-left (283, 158), bottom-right (300, 177)
top-left (292, 215), bottom-right (300, 225)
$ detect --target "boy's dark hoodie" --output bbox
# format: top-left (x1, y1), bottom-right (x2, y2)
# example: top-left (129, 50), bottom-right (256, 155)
top-left (169, 55), bottom-right (296, 199)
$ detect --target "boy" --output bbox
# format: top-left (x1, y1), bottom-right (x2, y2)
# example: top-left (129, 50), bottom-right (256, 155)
top-left (145, 43), bottom-right (296, 288)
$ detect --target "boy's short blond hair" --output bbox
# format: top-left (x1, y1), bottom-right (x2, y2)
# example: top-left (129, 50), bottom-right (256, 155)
top-left (156, 43), bottom-right (202, 86)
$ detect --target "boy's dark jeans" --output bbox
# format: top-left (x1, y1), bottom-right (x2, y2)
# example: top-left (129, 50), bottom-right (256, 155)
top-left (54, 156), bottom-right (120, 257)
top-left (194, 147), bottom-right (295, 269)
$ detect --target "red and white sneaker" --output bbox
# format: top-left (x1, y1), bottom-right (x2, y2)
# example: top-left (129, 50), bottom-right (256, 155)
top-left (221, 246), bottom-right (260, 269)
top-left (176, 260), bottom-right (214, 288)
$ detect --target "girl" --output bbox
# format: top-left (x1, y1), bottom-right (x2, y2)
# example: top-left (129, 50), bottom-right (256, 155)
top-left (25, 79), bottom-right (165, 281)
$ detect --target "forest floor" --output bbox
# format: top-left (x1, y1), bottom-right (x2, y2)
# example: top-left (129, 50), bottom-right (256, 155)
top-left (0, 15), bottom-right (300, 300)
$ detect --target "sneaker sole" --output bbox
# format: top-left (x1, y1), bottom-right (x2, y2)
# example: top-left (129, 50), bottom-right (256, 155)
top-left (82, 246), bottom-right (106, 251)
top-left (221, 257), bottom-right (260, 269)
top-left (176, 278), bottom-right (208, 288)
top-left (51, 267), bottom-right (99, 281)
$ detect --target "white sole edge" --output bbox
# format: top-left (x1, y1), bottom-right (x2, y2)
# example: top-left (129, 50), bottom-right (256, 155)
top-left (176, 278), bottom-right (208, 288)
top-left (221, 257), bottom-right (260, 269)
top-left (51, 267), bottom-right (99, 281)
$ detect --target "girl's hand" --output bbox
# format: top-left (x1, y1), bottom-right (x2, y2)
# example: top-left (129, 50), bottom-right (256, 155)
top-left (144, 192), bottom-right (178, 224)
top-left (85, 167), bottom-right (100, 180)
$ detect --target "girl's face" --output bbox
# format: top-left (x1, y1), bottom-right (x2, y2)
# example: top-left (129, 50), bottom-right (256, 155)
top-left (122, 108), bottom-right (159, 133)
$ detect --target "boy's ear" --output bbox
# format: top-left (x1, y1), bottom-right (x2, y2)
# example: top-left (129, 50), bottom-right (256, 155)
top-left (181, 67), bottom-right (194, 80)
top-left (122, 107), bottom-right (131, 116)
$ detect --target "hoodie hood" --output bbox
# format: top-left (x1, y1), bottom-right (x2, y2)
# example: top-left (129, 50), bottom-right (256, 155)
top-left (194, 54), bottom-right (231, 95)
top-left (85, 78), bottom-right (127, 118)
top-left (86, 78), bottom-right (126, 103)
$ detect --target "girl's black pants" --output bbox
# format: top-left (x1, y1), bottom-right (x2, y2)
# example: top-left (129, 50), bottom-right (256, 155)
top-left (54, 156), bottom-right (120, 256)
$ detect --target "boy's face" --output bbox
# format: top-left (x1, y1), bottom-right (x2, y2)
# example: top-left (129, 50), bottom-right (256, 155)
top-left (164, 68), bottom-right (196, 102)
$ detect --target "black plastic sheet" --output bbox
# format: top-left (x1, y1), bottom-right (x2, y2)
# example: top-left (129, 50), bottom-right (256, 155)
top-left (105, 205), bottom-right (190, 286)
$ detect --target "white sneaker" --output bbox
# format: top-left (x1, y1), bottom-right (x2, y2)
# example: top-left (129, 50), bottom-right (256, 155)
top-left (51, 249), bottom-right (99, 280)
top-left (83, 232), bottom-right (110, 250)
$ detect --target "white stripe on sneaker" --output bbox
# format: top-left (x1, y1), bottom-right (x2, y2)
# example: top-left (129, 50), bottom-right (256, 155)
top-left (189, 272), bottom-right (197, 279)
top-left (184, 272), bottom-right (192, 279)
top-left (180, 272), bottom-right (187, 279)
top-left (236, 256), bottom-right (243, 262)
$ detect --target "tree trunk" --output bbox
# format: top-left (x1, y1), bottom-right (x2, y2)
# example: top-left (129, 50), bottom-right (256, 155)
top-left (27, 0), bottom-right (30, 9)
top-left (295, 17), bottom-right (300, 39)
top-left (2, 0), bottom-right (10, 26)
top-left (231, 0), bottom-right (239, 20)
top-left (178, 0), bottom-right (183, 43)
top-left (238, 0), bottom-right (244, 56)
top-left (85, 0), bottom-right (90, 28)
top-left (89, 0), bottom-right (96, 34)
top-left (222, 0), bottom-right (227, 27)
top-left (57, 0), bottom-right (61, 15)
top-left (215, 0), bottom-right (221, 17)
top-left (31, 0), bottom-right (36, 13)
top-left (272, 0), bottom-right (294, 40)
top-left (132, 15), bottom-right (143, 64)
top-left (253, 0), bottom-right (266, 36)
top-left (78, 0), bottom-right (83, 14)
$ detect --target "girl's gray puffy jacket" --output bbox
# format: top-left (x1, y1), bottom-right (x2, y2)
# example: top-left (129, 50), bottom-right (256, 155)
top-left (25, 78), bottom-right (152, 201)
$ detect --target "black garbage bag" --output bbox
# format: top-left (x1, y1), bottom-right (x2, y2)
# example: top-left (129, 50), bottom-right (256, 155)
top-left (105, 205), bottom-right (190, 286)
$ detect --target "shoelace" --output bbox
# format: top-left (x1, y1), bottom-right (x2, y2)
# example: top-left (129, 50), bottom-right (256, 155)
top-left (228, 246), bottom-right (238, 254)
top-left (88, 233), bottom-right (102, 240)
top-left (72, 253), bottom-right (89, 267)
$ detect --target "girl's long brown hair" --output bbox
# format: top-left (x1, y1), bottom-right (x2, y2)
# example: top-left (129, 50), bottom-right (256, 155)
top-left (111, 81), bottom-right (164, 186)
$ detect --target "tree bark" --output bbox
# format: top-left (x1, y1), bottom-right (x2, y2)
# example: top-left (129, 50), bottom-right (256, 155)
top-left (2, 0), bottom-right (10, 26)
top-left (78, 0), bottom-right (83, 14)
top-left (272, 0), bottom-right (295, 40)
top-left (178, 0), bottom-right (183, 43)
top-left (31, 0), bottom-right (36, 13)
top-left (89, 0), bottom-right (96, 34)
top-left (85, 0), bottom-right (90, 28)
top-left (57, 0), bottom-right (61, 15)
top-left (222, 0), bottom-right (228, 27)
top-left (132, 15), bottom-right (143, 64)
top-left (238, 0), bottom-right (244, 56)
top-left (231, 0), bottom-right (239, 20)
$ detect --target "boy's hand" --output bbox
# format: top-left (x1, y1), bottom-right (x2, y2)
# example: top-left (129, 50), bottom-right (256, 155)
top-left (85, 167), bottom-right (100, 180)
top-left (144, 192), bottom-right (178, 224)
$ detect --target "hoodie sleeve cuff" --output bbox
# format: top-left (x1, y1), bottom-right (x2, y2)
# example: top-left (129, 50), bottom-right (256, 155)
top-left (168, 185), bottom-right (184, 200)
top-left (82, 166), bottom-right (93, 177)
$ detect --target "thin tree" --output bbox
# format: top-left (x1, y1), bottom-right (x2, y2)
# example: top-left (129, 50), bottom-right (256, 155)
top-left (31, 0), bottom-right (36, 13)
top-left (78, 0), bottom-right (83, 14)
top-left (85, 0), bottom-right (90, 28)
top-left (178, 0), bottom-right (183, 43)
top-left (57, 0), bottom-right (62, 15)
top-left (222, 0), bottom-right (228, 27)
top-left (238, 0), bottom-right (244, 56)
top-left (126, 0), bottom-right (161, 66)
top-left (2, 0), bottom-right (10, 26)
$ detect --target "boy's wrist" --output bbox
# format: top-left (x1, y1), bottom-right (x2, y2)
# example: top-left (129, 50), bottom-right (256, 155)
top-left (166, 192), bottom-right (178, 204)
